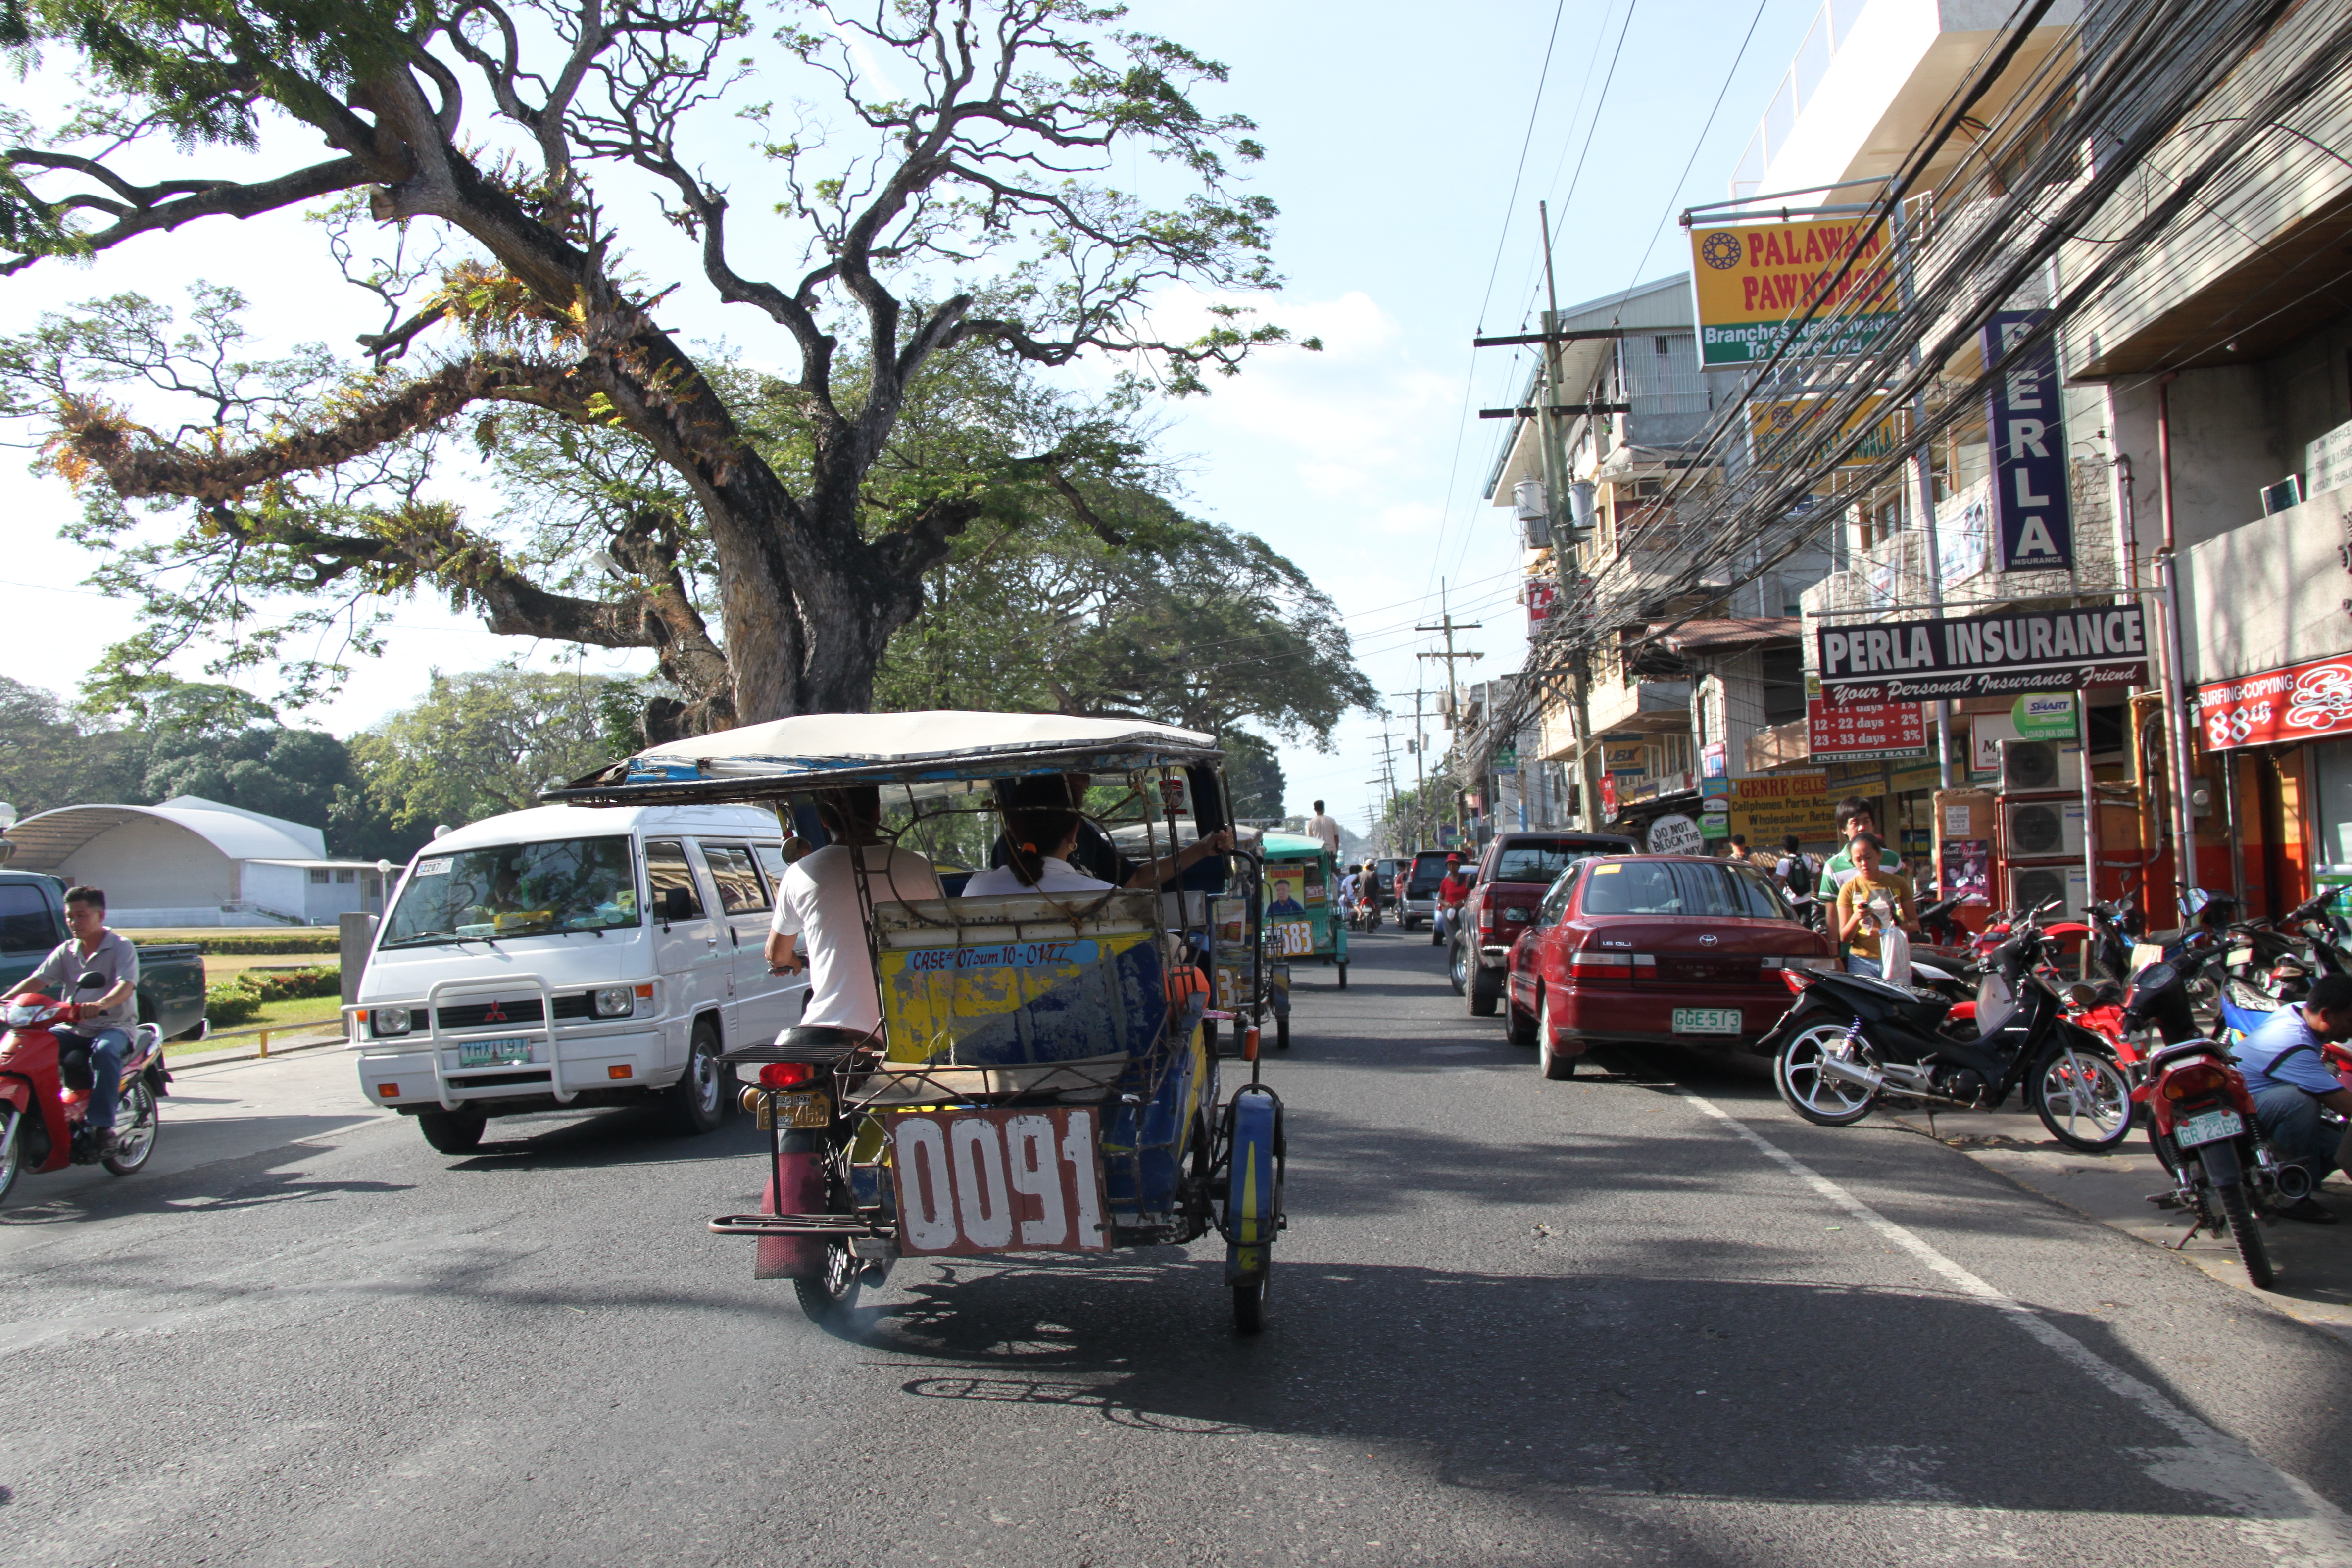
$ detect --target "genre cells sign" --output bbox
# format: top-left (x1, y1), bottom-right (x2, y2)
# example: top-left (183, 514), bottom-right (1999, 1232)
top-left (2195, 655), bottom-right (2352, 750)
top-left (1981, 311), bottom-right (2073, 571)
top-left (1816, 606), bottom-right (2149, 701)
top-left (1688, 217), bottom-right (1898, 367)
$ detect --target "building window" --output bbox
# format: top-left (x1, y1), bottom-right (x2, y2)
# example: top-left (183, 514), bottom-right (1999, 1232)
top-left (335, 868), bottom-right (355, 883)
top-left (308, 869), bottom-right (330, 884)
top-left (1655, 335), bottom-right (1671, 355)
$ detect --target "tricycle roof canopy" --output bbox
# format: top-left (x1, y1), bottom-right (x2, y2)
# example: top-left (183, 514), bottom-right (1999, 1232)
top-left (546, 710), bottom-right (1222, 805)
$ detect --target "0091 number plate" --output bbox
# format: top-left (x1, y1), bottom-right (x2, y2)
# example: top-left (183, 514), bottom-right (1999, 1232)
top-left (755, 1091), bottom-right (831, 1130)
top-left (2175, 1107), bottom-right (2243, 1147)
top-left (888, 1106), bottom-right (1109, 1256)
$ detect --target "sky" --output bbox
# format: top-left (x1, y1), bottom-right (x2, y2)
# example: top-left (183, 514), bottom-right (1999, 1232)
top-left (0, 0), bottom-right (1829, 834)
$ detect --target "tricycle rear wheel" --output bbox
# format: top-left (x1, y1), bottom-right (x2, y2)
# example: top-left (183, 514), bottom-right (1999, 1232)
top-left (793, 1240), bottom-right (861, 1323)
top-left (1232, 1275), bottom-right (1267, 1334)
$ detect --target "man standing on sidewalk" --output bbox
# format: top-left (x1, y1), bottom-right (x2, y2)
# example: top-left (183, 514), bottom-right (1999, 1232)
top-left (1305, 800), bottom-right (1342, 861)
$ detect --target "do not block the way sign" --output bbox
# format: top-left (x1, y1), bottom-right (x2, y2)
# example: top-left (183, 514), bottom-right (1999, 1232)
top-left (888, 1106), bottom-right (1110, 1256)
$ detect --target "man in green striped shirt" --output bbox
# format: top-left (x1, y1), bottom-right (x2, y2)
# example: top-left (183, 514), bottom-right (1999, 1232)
top-left (1816, 797), bottom-right (1904, 901)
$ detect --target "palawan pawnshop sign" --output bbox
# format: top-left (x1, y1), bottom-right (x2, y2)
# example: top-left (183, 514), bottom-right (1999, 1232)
top-left (1816, 606), bottom-right (2149, 701)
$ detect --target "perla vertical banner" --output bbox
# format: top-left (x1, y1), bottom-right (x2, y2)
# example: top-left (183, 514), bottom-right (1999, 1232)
top-left (1981, 311), bottom-right (2072, 571)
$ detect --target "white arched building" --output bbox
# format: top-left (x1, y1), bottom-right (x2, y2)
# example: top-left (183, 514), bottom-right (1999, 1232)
top-left (0, 795), bottom-right (386, 927)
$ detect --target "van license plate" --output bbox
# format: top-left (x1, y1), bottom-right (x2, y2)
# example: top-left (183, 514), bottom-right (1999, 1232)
top-left (757, 1091), bottom-right (831, 1130)
top-left (458, 1037), bottom-right (532, 1067)
top-left (2176, 1107), bottom-right (2243, 1147)
top-left (1672, 1008), bottom-right (1742, 1035)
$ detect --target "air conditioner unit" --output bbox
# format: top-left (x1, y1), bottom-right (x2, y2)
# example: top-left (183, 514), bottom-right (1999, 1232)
top-left (1999, 738), bottom-right (2081, 794)
top-left (2006, 862), bottom-right (2089, 921)
top-left (2001, 798), bottom-right (2085, 859)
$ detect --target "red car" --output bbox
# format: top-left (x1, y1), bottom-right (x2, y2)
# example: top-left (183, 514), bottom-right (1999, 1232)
top-left (1504, 854), bottom-right (1835, 1078)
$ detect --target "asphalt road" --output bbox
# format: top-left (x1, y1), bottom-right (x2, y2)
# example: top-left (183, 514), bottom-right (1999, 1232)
top-left (5, 930), bottom-right (2352, 1567)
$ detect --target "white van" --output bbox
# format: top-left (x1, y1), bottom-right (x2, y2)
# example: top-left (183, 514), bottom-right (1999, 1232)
top-left (347, 804), bottom-right (806, 1153)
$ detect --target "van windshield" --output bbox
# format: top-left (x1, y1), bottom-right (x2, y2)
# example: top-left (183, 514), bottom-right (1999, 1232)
top-left (381, 836), bottom-right (640, 948)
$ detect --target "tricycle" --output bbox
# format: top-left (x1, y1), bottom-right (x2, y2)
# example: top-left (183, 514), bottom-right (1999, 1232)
top-left (547, 712), bottom-right (1289, 1333)
top-left (1260, 831), bottom-right (1348, 988)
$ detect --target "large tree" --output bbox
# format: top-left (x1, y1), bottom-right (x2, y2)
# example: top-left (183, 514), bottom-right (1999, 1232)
top-left (0, 0), bottom-right (1308, 730)
top-left (351, 662), bottom-right (620, 831)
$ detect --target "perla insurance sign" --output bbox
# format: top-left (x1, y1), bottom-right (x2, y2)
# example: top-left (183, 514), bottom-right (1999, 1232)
top-left (1816, 606), bottom-right (2148, 701)
top-left (1982, 311), bottom-right (2073, 571)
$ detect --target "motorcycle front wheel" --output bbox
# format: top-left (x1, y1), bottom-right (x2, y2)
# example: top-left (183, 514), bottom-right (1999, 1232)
top-left (2028, 1043), bottom-right (2135, 1152)
top-left (0, 1107), bottom-right (20, 1204)
top-left (1775, 1022), bottom-right (1881, 1126)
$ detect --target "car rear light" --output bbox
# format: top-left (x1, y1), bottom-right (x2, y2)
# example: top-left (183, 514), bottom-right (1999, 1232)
top-left (760, 1061), bottom-right (816, 1088)
top-left (1569, 950), bottom-right (1655, 970)
top-left (2160, 1062), bottom-right (2231, 1101)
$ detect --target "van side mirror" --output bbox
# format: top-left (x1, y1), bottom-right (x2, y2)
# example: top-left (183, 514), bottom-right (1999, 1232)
top-left (661, 886), bottom-right (695, 921)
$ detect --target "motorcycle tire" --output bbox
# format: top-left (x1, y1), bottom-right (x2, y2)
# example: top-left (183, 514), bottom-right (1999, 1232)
top-left (1774, 1021), bottom-right (1882, 1127)
top-left (2028, 1042), bottom-right (2136, 1152)
top-left (0, 1107), bottom-right (20, 1205)
top-left (102, 1081), bottom-right (159, 1175)
top-left (2209, 1169), bottom-right (2276, 1290)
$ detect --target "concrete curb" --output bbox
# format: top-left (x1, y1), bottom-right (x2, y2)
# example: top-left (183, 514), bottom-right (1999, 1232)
top-left (167, 1031), bottom-right (347, 1071)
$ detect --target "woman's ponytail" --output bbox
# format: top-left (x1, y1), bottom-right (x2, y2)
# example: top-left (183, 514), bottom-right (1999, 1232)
top-left (1003, 805), bottom-right (1077, 888)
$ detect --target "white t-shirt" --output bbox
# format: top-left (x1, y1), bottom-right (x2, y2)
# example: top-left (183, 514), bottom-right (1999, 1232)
top-left (961, 856), bottom-right (1115, 897)
top-left (769, 844), bottom-right (942, 1035)
top-left (1305, 813), bottom-right (1342, 857)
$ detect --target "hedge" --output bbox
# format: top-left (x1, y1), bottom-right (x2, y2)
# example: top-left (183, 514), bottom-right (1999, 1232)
top-left (145, 932), bottom-right (343, 956)
top-left (204, 965), bottom-right (342, 1029)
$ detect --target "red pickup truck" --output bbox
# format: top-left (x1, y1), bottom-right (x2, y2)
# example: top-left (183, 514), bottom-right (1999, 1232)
top-left (1449, 832), bottom-right (1636, 1014)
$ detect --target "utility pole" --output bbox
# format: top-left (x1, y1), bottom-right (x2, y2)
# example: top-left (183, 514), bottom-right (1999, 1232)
top-left (1417, 581), bottom-right (1484, 841)
top-left (1390, 686), bottom-right (1432, 851)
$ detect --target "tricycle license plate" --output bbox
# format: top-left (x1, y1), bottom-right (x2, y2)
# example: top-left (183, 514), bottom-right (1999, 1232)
top-left (457, 1037), bottom-right (532, 1067)
top-left (2176, 1107), bottom-right (2244, 1147)
top-left (1672, 1008), bottom-right (1742, 1035)
top-left (756, 1090), bottom-right (830, 1130)
top-left (887, 1106), bottom-right (1109, 1256)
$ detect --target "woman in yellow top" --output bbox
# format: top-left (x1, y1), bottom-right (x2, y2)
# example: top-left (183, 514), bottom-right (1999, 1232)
top-left (1835, 831), bottom-right (1917, 979)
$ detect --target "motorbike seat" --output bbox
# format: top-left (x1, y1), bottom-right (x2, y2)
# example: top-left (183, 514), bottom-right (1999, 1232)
top-left (2145, 1036), bottom-right (2234, 1071)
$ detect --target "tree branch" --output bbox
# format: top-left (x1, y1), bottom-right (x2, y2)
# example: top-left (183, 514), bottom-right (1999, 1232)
top-left (0, 152), bottom-right (372, 276)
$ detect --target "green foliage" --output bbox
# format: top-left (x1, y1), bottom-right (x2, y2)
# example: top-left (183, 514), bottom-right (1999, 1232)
top-left (1220, 731), bottom-right (1286, 821)
top-left (876, 499), bottom-right (1374, 746)
top-left (204, 962), bottom-right (339, 1029)
top-left (0, 676), bottom-right (146, 816)
top-left (125, 677), bottom-right (406, 858)
top-left (352, 662), bottom-right (624, 833)
top-left (152, 931), bottom-right (340, 955)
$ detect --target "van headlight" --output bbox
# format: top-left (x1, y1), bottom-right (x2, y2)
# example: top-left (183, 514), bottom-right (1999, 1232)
top-left (592, 986), bottom-right (635, 1018)
top-left (371, 1006), bottom-right (412, 1038)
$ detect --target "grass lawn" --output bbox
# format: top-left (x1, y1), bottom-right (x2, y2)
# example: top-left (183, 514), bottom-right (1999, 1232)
top-left (167, 988), bottom-right (348, 1058)
top-left (202, 952), bottom-right (343, 983)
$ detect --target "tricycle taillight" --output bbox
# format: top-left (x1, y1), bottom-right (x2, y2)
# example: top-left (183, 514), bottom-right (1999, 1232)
top-left (1779, 968), bottom-right (1814, 994)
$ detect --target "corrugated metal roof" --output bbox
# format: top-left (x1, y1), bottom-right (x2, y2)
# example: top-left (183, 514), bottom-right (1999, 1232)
top-left (1656, 616), bottom-right (1803, 652)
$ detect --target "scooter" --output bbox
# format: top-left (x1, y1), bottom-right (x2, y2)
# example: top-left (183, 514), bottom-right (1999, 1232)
top-left (0, 971), bottom-right (168, 1204)
top-left (2124, 957), bottom-right (2290, 1290)
top-left (1762, 902), bottom-right (2136, 1152)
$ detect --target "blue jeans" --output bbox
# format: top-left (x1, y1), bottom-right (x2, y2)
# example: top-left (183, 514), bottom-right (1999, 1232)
top-left (1845, 954), bottom-right (1882, 978)
top-left (2253, 1082), bottom-right (2339, 1180)
top-left (57, 1028), bottom-right (131, 1131)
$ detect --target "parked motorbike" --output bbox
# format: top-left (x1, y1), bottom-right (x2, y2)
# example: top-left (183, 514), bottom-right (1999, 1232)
top-left (0, 971), bottom-right (168, 1203)
top-left (2123, 957), bottom-right (2292, 1289)
top-left (1763, 903), bottom-right (2136, 1152)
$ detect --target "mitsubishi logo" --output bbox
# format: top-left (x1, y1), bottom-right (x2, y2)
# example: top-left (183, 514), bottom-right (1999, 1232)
top-left (485, 1000), bottom-right (508, 1023)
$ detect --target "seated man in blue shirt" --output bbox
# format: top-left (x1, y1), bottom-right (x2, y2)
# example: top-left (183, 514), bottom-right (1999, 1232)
top-left (2234, 971), bottom-right (2352, 1223)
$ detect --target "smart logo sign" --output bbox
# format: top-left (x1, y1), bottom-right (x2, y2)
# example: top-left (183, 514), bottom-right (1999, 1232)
top-left (1816, 606), bottom-right (2149, 702)
top-left (1688, 218), bottom-right (1898, 368)
top-left (1981, 311), bottom-right (2073, 571)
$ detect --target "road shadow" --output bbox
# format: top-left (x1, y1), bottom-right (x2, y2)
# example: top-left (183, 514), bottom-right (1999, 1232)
top-left (442, 1103), bottom-right (766, 1171)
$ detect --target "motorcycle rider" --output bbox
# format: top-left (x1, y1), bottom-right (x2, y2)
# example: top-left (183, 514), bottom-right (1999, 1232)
top-left (1433, 852), bottom-right (1471, 947)
top-left (1, 885), bottom-right (139, 1154)
top-left (2233, 971), bottom-right (2352, 1223)
top-left (1337, 865), bottom-right (1361, 930)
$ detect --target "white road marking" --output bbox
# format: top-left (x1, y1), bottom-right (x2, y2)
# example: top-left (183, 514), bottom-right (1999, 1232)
top-left (1684, 1090), bottom-right (2352, 1568)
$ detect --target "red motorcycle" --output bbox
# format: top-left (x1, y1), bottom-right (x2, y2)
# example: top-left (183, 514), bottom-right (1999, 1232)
top-left (0, 982), bottom-right (167, 1203)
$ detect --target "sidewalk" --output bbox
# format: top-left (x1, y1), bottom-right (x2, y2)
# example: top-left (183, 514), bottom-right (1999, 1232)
top-left (1888, 1099), bottom-right (2352, 1339)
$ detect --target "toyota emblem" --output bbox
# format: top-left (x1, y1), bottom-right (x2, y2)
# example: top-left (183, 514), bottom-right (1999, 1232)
top-left (1698, 934), bottom-right (1718, 946)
